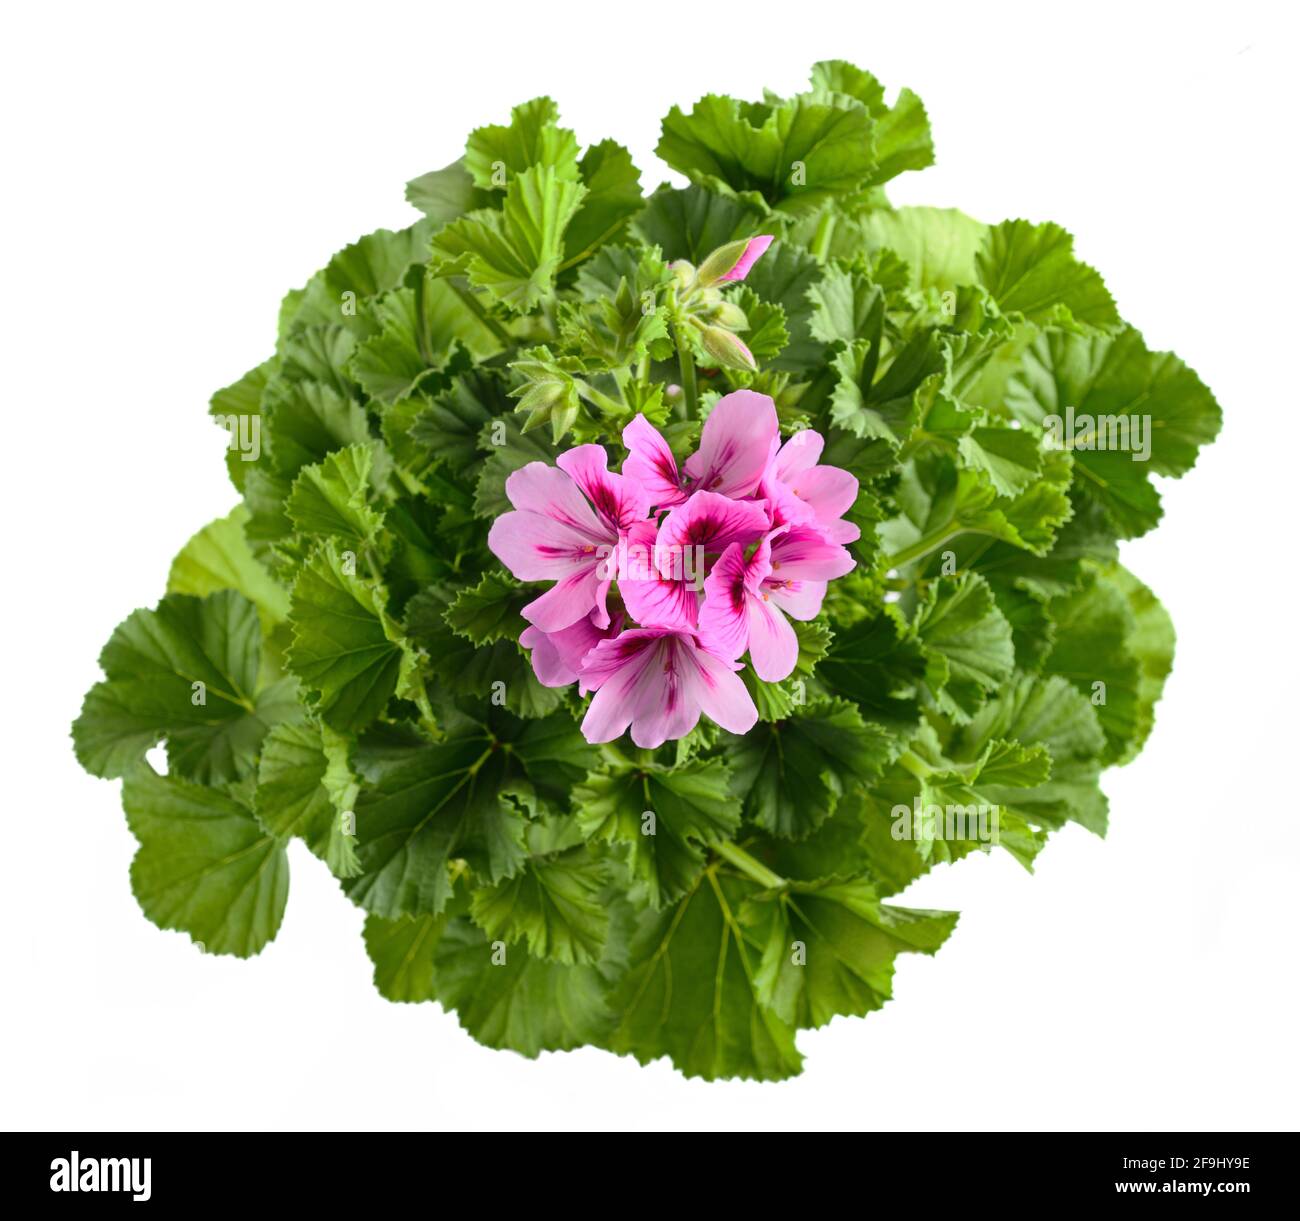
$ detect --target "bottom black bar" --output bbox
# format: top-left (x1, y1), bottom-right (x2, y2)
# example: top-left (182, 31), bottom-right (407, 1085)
top-left (3, 1130), bottom-right (1295, 1207)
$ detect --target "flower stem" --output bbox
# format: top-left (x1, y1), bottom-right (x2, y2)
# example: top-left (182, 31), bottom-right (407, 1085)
top-left (885, 525), bottom-right (963, 569)
top-left (713, 839), bottom-right (786, 890)
top-left (450, 277), bottom-right (513, 347)
top-left (676, 330), bottom-right (699, 419)
top-left (811, 210), bottom-right (837, 263)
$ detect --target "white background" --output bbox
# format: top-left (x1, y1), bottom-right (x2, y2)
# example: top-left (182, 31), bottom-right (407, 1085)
top-left (2, 0), bottom-right (1296, 1131)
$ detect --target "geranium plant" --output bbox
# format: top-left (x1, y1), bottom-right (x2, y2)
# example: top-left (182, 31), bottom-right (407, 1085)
top-left (72, 61), bottom-right (1221, 1080)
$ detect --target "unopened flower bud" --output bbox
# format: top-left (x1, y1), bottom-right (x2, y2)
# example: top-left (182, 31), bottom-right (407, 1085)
top-left (695, 235), bottom-right (775, 287)
top-left (669, 260), bottom-right (696, 290)
top-left (709, 300), bottom-right (749, 330)
top-left (699, 326), bottom-right (758, 372)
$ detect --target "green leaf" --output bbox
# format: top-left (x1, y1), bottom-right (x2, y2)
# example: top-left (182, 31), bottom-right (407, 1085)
top-left (469, 844), bottom-right (609, 965)
top-left (431, 166), bottom-right (587, 312)
top-left (405, 160), bottom-right (493, 226)
top-left (912, 573), bottom-right (1016, 722)
top-left (1006, 327), bottom-right (1223, 537)
top-left (743, 876), bottom-right (957, 1029)
top-left (286, 444), bottom-right (387, 550)
top-left (956, 425), bottom-right (1043, 497)
top-left (363, 911), bottom-right (448, 1002)
top-left (285, 542), bottom-right (413, 733)
top-left (951, 673), bottom-right (1109, 833)
top-left (563, 140), bottom-right (643, 266)
top-left (977, 219), bottom-right (1118, 329)
top-left (657, 93), bottom-right (876, 213)
top-left (255, 720), bottom-right (360, 876)
top-left (408, 367), bottom-right (511, 480)
top-left (609, 871), bottom-right (802, 1081)
top-left (362, 905), bottom-right (624, 1057)
top-left (472, 413), bottom-right (557, 518)
top-left (574, 757), bottom-right (741, 909)
top-left (263, 378), bottom-right (372, 479)
top-left (344, 720), bottom-right (525, 918)
top-left (728, 698), bottom-right (893, 838)
top-left (351, 271), bottom-right (498, 403)
top-left (443, 570), bottom-right (529, 643)
top-left (167, 506), bottom-right (290, 626)
top-left (430, 917), bottom-right (619, 1055)
top-left (741, 240), bottom-right (823, 370)
top-left (860, 207), bottom-right (987, 292)
top-left (121, 766), bottom-right (288, 957)
top-left (464, 97), bottom-right (580, 190)
top-left (818, 612), bottom-right (927, 737)
top-left (806, 60), bottom-right (934, 186)
top-left (73, 591), bottom-right (292, 784)
top-left (1042, 566), bottom-right (1172, 765)
top-left (807, 263), bottom-right (884, 347)
top-left (209, 361), bottom-right (271, 491)
top-left (632, 184), bottom-right (764, 263)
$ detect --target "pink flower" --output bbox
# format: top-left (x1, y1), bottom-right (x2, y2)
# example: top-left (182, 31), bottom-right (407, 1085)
top-left (618, 520), bottom-right (699, 631)
top-left (621, 388), bottom-right (779, 508)
top-left (656, 490), bottom-right (770, 575)
top-left (490, 387), bottom-right (860, 746)
top-left (684, 389), bottom-right (778, 498)
top-left (488, 445), bottom-right (647, 632)
top-left (578, 627), bottom-right (758, 748)
top-left (719, 234), bottom-right (774, 282)
top-left (760, 429), bottom-right (861, 544)
top-left (622, 414), bottom-right (688, 509)
top-left (520, 611), bottom-right (622, 688)
top-left (699, 525), bottom-right (856, 682)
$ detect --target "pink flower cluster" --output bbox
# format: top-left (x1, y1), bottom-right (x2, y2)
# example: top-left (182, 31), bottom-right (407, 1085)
top-left (487, 390), bottom-right (859, 747)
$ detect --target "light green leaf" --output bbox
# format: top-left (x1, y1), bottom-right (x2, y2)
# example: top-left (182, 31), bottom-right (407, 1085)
top-left (1006, 327), bottom-right (1222, 537)
top-left (744, 876), bottom-right (957, 1029)
top-left (431, 166), bottom-right (587, 313)
top-left (977, 219), bottom-right (1118, 329)
top-left (464, 96), bottom-right (580, 190)
top-left (74, 591), bottom-right (292, 784)
top-left (286, 444), bottom-right (386, 550)
top-left (469, 845), bottom-right (609, 965)
top-left (255, 720), bottom-right (360, 876)
top-left (122, 766), bottom-right (288, 957)
top-left (913, 573), bottom-right (1016, 722)
top-left (658, 93), bottom-right (875, 213)
top-left (167, 506), bottom-right (290, 626)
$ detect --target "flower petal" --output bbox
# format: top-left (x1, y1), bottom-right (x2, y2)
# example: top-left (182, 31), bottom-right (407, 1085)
top-left (487, 510), bottom-right (603, 582)
top-left (680, 642), bottom-right (759, 735)
top-left (764, 578), bottom-right (828, 620)
top-left (698, 539), bottom-right (771, 661)
top-left (769, 429), bottom-right (824, 481)
top-left (520, 612), bottom-right (618, 687)
top-left (521, 564), bottom-right (603, 632)
top-left (621, 414), bottom-right (686, 509)
top-left (789, 464), bottom-right (859, 524)
top-left (656, 490), bottom-right (769, 575)
top-left (557, 443), bottom-right (648, 533)
top-left (719, 234), bottom-right (774, 282)
top-left (745, 592), bottom-right (799, 682)
top-left (684, 389), bottom-right (779, 499)
top-left (504, 462), bottom-right (606, 542)
top-left (768, 525), bottom-right (856, 582)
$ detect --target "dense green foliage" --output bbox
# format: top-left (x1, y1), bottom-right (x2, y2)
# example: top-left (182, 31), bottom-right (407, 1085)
top-left (73, 62), bottom-right (1220, 1080)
